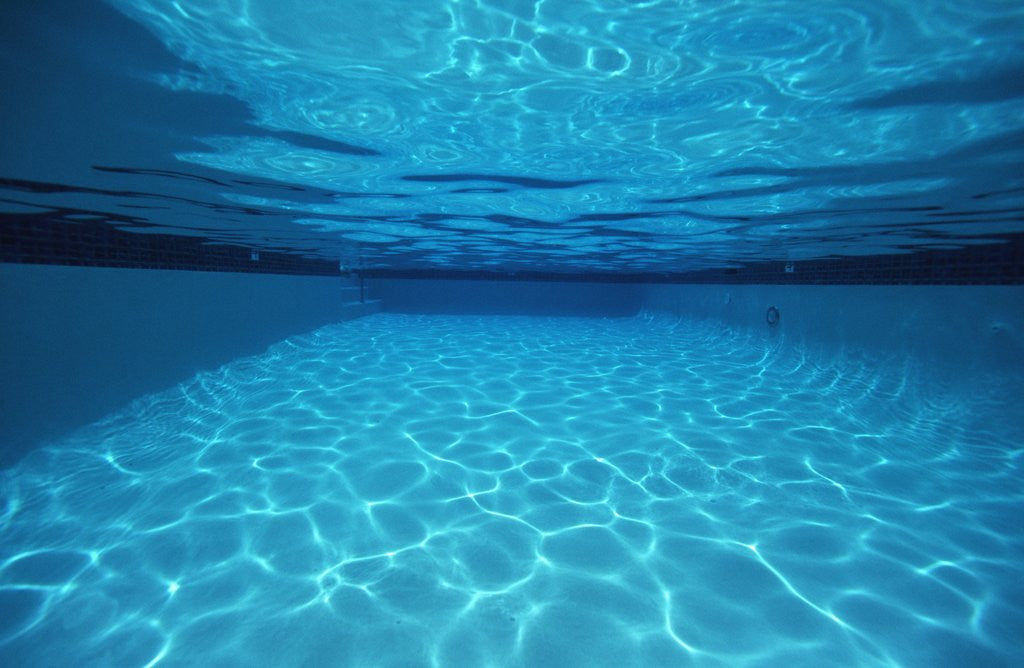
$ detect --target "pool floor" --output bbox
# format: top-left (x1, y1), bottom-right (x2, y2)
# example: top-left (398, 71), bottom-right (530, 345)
top-left (1, 314), bottom-right (1021, 666)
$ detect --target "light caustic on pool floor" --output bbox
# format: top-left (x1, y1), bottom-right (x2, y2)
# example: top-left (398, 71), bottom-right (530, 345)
top-left (1, 314), bottom-right (1021, 666)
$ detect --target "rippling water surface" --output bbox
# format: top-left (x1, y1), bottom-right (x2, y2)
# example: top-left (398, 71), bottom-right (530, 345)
top-left (1, 1), bottom-right (1022, 272)
top-left (1, 314), bottom-right (1021, 665)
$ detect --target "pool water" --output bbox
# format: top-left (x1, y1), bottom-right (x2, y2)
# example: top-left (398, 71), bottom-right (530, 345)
top-left (1, 313), bottom-right (1020, 666)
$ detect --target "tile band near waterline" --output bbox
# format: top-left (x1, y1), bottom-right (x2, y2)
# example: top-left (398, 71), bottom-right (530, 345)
top-left (2, 214), bottom-right (1023, 284)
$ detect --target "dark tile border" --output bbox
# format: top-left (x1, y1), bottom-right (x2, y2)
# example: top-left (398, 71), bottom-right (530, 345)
top-left (1, 213), bottom-right (339, 276)
top-left (2, 213), bottom-right (1022, 284)
top-left (364, 236), bottom-right (1024, 285)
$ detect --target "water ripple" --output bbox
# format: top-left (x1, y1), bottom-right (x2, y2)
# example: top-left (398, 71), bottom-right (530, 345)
top-left (52, 0), bottom-right (1021, 272)
top-left (0, 314), bottom-right (1020, 664)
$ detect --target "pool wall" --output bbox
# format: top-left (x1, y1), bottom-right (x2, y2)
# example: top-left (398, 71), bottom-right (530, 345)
top-left (369, 278), bottom-right (642, 316)
top-left (371, 277), bottom-right (1023, 381)
top-left (0, 263), bottom-right (376, 465)
top-left (5, 271), bottom-right (1021, 465)
top-left (369, 278), bottom-right (1023, 381)
top-left (642, 284), bottom-right (1024, 380)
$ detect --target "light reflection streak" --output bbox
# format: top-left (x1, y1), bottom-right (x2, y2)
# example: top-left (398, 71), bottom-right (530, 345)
top-left (0, 314), bottom-right (1020, 664)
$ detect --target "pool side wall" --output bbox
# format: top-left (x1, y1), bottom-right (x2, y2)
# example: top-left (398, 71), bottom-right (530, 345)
top-left (5, 273), bottom-right (1021, 465)
top-left (368, 278), bottom-right (643, 316)
top-left (0, 263), bottom-right (375, 465)
top-left (641, 284), bottom-right (1024, 380)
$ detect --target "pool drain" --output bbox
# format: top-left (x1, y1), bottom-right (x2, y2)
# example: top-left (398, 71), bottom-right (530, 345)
top-left (766, 306), bottom-right (780, 326)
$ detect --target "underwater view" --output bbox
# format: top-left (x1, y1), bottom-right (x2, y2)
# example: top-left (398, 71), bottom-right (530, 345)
top-left (1, 313), bottom-right (1021, 665)
top-left (2, 0), bottom-right (1022, 274)
top-left (1, 0), bottom-right (1023, 666)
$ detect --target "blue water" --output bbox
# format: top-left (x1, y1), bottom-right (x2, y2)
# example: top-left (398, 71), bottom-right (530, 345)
top-left (1, 1), bottom-right (1022, 664)
top-left (1, 0), bottom-right (1021, 272)
top-left (1, 314), bottom-right (1021, 665)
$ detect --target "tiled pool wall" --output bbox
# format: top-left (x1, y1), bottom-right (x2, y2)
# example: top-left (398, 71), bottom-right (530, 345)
top-left (3, 268), bottom-right (1021, 466)
top-left (641, 284), bottom-right (1024, 384)
top-left (367, 278), bottom-right (1023, 382)
top-left (370, 278), bottom-right (1023, 379)
top-left (0, 263), bottom-right (378, 465)
top-left (367, 278), bottom-right (642, 317)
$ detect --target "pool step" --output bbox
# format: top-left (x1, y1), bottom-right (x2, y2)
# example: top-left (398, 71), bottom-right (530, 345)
top-left (340, 298), bottom-right (382, 320)
top-left (338, 277), bottom-right (381, 318)
top-left (340, 284), bottom-right (371, 301)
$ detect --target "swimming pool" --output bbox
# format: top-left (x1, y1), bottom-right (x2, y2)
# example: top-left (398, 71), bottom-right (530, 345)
top-left (2, 0), bottom-right (1023, 665)
top-left (1, 312), bottom-right (1020, 665)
